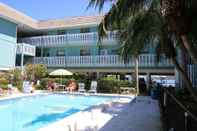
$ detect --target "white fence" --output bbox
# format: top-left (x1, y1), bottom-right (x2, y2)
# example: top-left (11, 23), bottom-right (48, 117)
top-left (33, 54), bottom-right (172, 68)
top-left (16, 43), bottom-right (36, 56)
top-left (188, 64), bottom-right (197, 87)
top-left (19, 32), bottom-right (118, 47)
top-left (175, 64), bottom-right (197, 88)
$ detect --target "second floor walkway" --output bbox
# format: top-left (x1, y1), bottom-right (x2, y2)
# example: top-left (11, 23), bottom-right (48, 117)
top-left (19, 32), bottom-right (118, 47)
top-left (33, 54), bottom-right (173, 69)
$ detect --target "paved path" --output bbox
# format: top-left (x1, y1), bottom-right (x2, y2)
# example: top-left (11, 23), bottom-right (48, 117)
top-left (39, 96), bottom-right (162, 131)
top-left (100, 96), bottom-right (162, 131)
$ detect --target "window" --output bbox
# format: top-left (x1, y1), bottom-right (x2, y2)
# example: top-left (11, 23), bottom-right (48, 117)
top-left (36, 48), bottom-right (41, 57)
top-left (111, 49), bottom-right (119, 55)
top-left (80, 28), bottom-right (90, 33)
top-left (100, 49), bottom-right (108, 55)
top-left (80, 49), bottom-right (90, 56)
top-left (57, 30), bottom-right (66, 35)
top-left (56, 49), bottom-right (65, 56)
top-left (43, 48), bottom-right (50, 57)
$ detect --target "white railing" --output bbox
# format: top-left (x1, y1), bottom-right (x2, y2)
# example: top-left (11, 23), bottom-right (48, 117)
top-left (33, 54), bottom-right (172, 68)
top-left (19, 32), bottom-right (118, 47)
top-left (176, 64), bottom-right (197, 88)
top-left (17, 43), bottom-right (36, 56)
top-left (188, 64), bottom-right (197, 87)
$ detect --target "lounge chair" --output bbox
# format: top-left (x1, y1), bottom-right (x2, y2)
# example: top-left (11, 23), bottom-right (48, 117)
top-left (88, 81), bottom-right (97, 93)
top-left (78, 83), bottom-right (86, 93)
top-left (23, 81), bottom-right (33, 93)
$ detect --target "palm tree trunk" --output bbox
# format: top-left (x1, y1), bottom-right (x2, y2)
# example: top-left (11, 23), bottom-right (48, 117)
top-left (161, 0), bottom-right (197, 64)
top-left (180, 34), bottom-right (197, 64)
top-left (171, 57), bottom-right (197, 103)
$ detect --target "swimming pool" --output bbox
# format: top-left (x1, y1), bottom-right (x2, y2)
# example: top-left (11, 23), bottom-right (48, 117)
top-left (0, 94), bottom-right (126, 131)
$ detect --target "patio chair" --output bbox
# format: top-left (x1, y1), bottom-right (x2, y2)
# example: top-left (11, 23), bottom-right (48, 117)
top-left (78, 83), bottom-right (86, 93)
top-left (88, 81), bottom-right (97, 93)
top-left (23, 81), bottom-right (33, 93)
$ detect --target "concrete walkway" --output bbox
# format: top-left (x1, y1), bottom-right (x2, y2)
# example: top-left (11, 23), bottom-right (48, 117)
top-left (100, 96), bottom-right (162, 131)
top-left (39, 96), bottom-right (162, 131)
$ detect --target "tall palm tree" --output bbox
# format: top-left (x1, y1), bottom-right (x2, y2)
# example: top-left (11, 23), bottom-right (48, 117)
top-left (88, 0), bottom-right (197, 102)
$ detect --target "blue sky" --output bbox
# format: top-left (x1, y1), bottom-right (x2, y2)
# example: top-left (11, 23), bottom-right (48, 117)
top-left (0, 0), bottom-right (110, 20)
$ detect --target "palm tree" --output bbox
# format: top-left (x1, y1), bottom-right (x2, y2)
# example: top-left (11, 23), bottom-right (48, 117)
top-left (88, 0), bottom-right (197, 102)
top-left (88, 0), bottom-right (197, 64)
top-left (161, 0), bottom-right (197, 64)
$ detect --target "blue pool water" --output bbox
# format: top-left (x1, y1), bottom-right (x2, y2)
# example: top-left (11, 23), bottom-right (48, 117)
top-left (0, 94), bottom-right (123, 131)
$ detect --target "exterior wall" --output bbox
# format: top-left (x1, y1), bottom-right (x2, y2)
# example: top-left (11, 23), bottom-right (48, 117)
top-left (0, 18), bottom-right (17, 70)
top-left (46, 27), bottom-right (97, 36)
top-left (36, 44), bottom-right (120, 57)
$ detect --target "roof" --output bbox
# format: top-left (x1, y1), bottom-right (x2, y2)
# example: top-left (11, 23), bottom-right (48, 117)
top-left (0, 2), bottom-right (103, 31)
top-left (37, 16), bottom-right (103, 30)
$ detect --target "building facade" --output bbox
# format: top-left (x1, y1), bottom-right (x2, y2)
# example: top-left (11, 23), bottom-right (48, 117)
top-left (0, 2), bottom-right (181, 86)
top-left (0, 17), bottom-right (17, 70)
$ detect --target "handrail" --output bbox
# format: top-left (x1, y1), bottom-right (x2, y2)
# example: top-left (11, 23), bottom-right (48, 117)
top-left (19, 31), bottom-right (118, 46)
top-left (164, 88), bottom-right (197, 122)
top-left (33, 54), bottom-right (173, 67)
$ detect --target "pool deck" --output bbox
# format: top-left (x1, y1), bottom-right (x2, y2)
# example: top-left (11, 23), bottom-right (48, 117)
top-left (38, 96), bottom-right (162, 131)
top-left (0, 92), bottom-right (162, 131)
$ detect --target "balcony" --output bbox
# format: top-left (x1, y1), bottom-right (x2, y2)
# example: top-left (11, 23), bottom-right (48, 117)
top-left (19, 32), bottom-right (118, 47)
top-left (17, 43), bottom-right (36, 56)
top-left (33, 54), bottom-right (173, 68)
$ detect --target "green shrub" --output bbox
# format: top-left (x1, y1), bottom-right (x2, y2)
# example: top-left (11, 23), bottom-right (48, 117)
top-left (0, 84), bottom-right (8, 90)
top-left (15, 80), bottom-right (23, 91)
top-left (97, 77), bottom-right (135, 93)
top-left (98, 78), bottom-right (120, 93)
top-left (34, 85), bottom-right (43, 90)
top-left (0, 78), bottom-right (9, 85)
top-left (25, 64), bottom-right (48, 81)
top-left (118, 80), bottom-right (135, 87)
top-left (40, 78), bottom-right (50, 90)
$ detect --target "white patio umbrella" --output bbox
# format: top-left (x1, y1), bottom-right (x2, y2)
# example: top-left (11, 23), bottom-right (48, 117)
top-left (49, 69), bottom-right (73, 85)
top-left (49, 69), bottom-right (73, 76)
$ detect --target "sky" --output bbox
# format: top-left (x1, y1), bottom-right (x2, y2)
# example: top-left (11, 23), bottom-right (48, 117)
top-left (0, 0), bottom-right (110, 20)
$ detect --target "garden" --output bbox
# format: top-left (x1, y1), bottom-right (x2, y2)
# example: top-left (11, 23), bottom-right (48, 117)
top-left (0, 64), bottom-right (136, 94)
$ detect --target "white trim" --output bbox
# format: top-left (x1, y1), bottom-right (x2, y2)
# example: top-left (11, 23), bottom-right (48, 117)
top-left (0, 66), bottom-right (14, 71)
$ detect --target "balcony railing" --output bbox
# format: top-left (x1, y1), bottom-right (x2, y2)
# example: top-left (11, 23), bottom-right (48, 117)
top-left (33, 54), bottom-right (173, 68)
top-left (19, 32), bottom-right (118, 47)
top-left (17, 43), bottom-right (36, 56)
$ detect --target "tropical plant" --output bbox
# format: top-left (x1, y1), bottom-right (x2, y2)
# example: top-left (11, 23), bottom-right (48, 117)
top-left (88, 0), bottom-right (197, 63)
top-left (25, 64), bottom-right (48, 81)
top-left (88, 0), bottom-right (197, 102)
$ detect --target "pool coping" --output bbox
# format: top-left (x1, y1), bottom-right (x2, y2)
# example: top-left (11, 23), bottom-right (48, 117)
top-left (54, 91), bottom-right (136, 98)
top-left (0, 91), bottom-right (135, 101)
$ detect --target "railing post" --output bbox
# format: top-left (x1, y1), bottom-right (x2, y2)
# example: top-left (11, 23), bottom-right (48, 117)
top-left (184, 112), bottom-right (188, 131)
top-left (164, 91), bottom-right (167, 107)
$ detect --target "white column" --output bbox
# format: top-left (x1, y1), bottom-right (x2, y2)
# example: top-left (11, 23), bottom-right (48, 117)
top-left (135, 56), bottom-right (139, 95)
top-left (21, 43), bottom-right (24, 75)
top-left (96, 72), bottom-right (100, 79)
top-left (146, 72), bottom-right (151, 92)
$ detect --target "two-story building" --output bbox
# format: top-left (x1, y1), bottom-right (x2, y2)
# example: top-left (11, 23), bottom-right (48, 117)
top-left (2, 2), bottom-right (194, 87)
